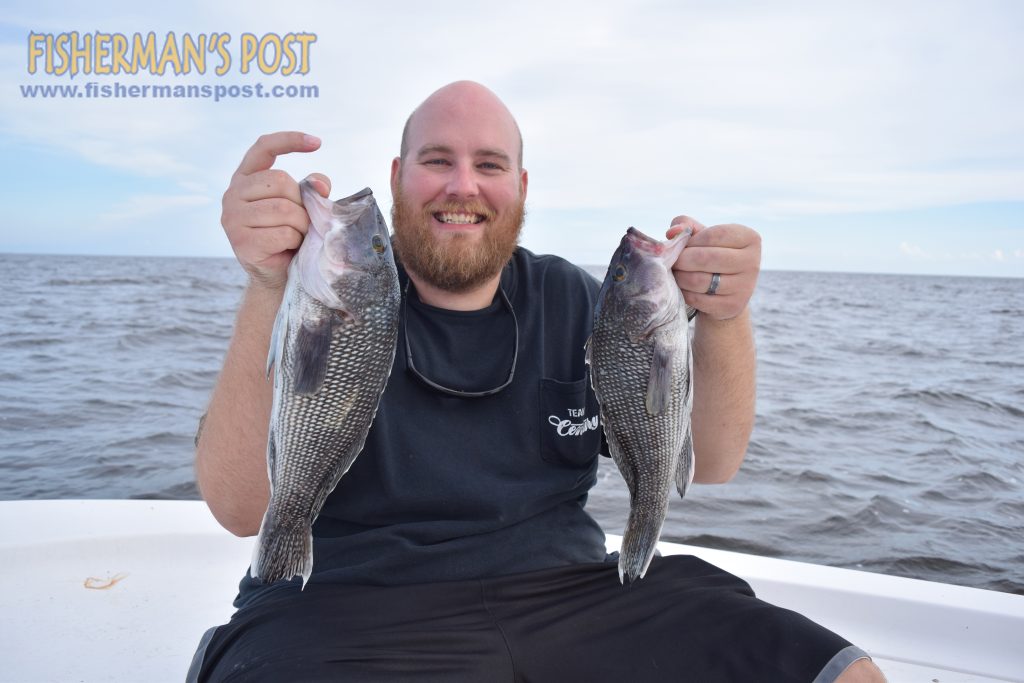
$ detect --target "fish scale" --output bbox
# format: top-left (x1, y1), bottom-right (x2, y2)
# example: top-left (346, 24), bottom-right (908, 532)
top-left (272, 294), bottom-right (393, 504)
top-left (587, 226), bottom-right (694, 584)
top-left (250, 184), bottom-right (400, 586)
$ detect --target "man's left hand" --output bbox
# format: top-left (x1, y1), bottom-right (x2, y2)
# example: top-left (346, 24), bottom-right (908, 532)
top-left (667, 216), bottom-right (761, 321)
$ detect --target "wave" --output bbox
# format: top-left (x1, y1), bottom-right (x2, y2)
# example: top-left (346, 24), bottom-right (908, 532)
top-left (45, 277), bottom-right (148, 287)
top-left (894, 388), bottom-right (1024, 418)
top-left (0, 337), bottom-right (64, 349)
top-left (801, 495), bottom-right (937, 536)
top-left (131, 480), bottom-right (201, 500)
top-left (104, 431), bottom-right (191, 451)
top-left (668, 533), bottom-right (784, 558)
top-left (953, 470), bottom-right (1019, 493)
top-left (856, 555), bottom-right (1003, 580)
top-left (796, 469), bottom-right (833, 484)
top-left (863, 472), bottom-right (917, 487)
top-left (4, 257), bottom-right (1023, 595)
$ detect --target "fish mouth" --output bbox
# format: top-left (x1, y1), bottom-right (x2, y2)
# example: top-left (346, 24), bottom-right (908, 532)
top-left (625, 226), bottom-right (691, 263)
top-left (625, 227), bottom-right (664, 254)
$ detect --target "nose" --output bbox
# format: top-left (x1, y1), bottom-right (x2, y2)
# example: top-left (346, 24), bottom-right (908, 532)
top-left (445, 162), bottom-right (478, 198)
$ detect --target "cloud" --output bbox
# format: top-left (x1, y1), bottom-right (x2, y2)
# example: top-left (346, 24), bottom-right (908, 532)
top-left (900, 241), bottom-right (931, 259)
top-left (98, 192), bottom-right (212, 222)
top-left (1, 0), bottom-right (1022, 277)
top-left (899, 241), bottom-right (1022, 265)
top-left (5, 2), bottom-right (1023, 213)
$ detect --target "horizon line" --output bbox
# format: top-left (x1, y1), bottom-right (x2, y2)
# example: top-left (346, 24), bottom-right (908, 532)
top-left (1, 249), bottom-right (1020, 281)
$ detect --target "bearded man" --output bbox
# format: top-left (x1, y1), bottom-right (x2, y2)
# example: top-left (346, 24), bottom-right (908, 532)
top-left (190, 81), bottom-right (884, 682)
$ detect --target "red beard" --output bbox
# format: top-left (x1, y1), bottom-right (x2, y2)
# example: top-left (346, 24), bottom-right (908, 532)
top-left (391, 183), bottom-right (525, 294)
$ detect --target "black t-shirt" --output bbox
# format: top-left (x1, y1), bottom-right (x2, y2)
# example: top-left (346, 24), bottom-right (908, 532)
top-left (237, 248), bottom-right (609, 608)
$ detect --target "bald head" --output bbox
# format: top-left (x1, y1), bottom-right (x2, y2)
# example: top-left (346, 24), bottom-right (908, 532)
top-left (399, 81), bottom-right (523, 170)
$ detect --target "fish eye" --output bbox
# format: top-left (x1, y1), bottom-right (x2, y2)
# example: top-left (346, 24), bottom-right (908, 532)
top-left (612, 264), bottom-right (627, 282)
top-left (371, 235), bottom-right (386, 254)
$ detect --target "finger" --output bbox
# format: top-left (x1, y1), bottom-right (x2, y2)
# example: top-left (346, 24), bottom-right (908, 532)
top-left (305, 173), bottom-right (332, 197)
top-left (234, 224), bottom-right (305, 259)
top-left (235, 131), bottom-right (321, 177)
top-left (673, 270), bottom-right (733, 296)
top-left (675, 246), bottom-right (751, 275)
top-left (688, 223), bottom-right (759, 249)
top-left (237, 169), bottom-right (303, 204)
top-left (240, 198), bottom-right (312, 232)
top-left (247, 225), bottom-right (306, 256)
top-left (236, 171), bottom-right (334, 206)
top-left (682, 290), bottom-right (742, 316)
top-left (229, 224), bottom-right (305, 278)
top-left (667, 215), bottom-right (707, 239)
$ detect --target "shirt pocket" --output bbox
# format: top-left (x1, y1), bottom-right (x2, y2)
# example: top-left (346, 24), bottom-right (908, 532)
top-left (539, 376), bottom-right (603, 467)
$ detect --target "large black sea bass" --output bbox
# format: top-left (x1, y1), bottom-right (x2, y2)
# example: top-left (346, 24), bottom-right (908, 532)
top-left (250, 182), bottom-right (400, 586)
top-left (587, 227), bottom-right (695, 584)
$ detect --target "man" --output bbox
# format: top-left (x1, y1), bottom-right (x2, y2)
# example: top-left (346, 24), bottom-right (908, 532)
top-left (190, 81), bottom-right (884, 682)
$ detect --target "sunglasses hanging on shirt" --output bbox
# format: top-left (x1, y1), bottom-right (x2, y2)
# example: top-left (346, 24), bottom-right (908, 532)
top-left (402, 280), bottom-right (519, 398)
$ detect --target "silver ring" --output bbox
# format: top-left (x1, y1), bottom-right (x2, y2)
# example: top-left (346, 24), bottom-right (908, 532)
top-left (706, 272), bottom-right (721, 296)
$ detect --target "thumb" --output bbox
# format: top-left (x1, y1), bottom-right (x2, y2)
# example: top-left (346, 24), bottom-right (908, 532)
top-left (304, 173), bottom-right (332, 198)
top-left (667, 215), bottom-right (707, 240)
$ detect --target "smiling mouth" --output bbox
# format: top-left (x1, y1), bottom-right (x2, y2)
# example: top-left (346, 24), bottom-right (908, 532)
top-left (434, 212), bottom-right (485, 225)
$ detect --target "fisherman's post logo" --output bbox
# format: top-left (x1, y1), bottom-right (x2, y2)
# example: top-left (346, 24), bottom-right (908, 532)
top-left (21, 31), bottom-right (319, 102)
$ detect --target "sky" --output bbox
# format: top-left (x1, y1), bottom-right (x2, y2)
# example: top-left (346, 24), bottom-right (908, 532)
top-left (0, 0), bottom-right (1022, 277)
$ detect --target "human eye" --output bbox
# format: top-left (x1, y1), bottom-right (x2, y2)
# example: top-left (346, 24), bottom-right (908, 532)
top-left (478, 161), bottom-right (505, 172)
top-left (423, 158), bottom-right (450, 166)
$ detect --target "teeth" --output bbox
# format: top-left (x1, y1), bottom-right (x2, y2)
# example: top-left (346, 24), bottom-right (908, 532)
top-left (436, 212), bottom-right (483, 225)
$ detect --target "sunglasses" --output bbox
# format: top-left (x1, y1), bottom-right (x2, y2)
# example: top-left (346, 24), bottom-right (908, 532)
top-left (403, 280), bottom-right (519, 398)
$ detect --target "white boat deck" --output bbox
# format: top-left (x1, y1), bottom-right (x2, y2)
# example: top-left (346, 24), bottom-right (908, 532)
top-left (1, 500), bottom-right (1021, 682)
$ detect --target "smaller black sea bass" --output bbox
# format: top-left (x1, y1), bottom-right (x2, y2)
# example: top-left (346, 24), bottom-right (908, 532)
top-left (251, 183), bottom-right (400, 586)
top-left (587, 227), bottom-right (695, 584)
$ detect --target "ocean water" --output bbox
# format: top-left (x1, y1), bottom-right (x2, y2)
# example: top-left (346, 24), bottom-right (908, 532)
top-left (1, 253), bottom-right (1021, 595)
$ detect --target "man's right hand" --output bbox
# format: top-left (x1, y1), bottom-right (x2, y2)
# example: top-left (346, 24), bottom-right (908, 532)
top-left (221, 131), bottom-right (332, 290)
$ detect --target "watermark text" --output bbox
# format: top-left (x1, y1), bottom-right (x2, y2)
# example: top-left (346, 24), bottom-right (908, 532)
top-left (26, 31), bottom-right (317, 77)
top-left (20, 81), bottom-right (319, 102)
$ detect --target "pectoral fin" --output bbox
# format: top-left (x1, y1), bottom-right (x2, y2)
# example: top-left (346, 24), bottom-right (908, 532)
top-left (266, 429), bottom-right (278, 481)
top-left (675, 423), bottom-right (695, 498)
top-left (292, 316), bottom-right (334, 395)
top-left (266, 300), bottom-right (286, 379)
top-left (645, 339), bottom-right (676, 415)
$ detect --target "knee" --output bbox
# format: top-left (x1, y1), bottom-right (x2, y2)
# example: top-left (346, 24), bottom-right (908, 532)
top-left (836, 657), bottom-right (887, 683)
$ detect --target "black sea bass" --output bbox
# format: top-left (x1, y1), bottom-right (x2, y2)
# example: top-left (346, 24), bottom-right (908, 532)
top-left (587, 227), bottom-right (695, 584)
top-left (251, 182), bottom-right (400, 586)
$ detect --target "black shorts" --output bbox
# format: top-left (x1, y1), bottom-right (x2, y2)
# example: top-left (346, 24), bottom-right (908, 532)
top-left (189, 555), bottom-right (867, 682)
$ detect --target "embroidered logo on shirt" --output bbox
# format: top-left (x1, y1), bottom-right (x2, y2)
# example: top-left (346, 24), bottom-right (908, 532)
top-left (548, 408), bottom-right (600, 437)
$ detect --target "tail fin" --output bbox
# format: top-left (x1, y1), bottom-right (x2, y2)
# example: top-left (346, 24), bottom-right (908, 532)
top-left (618, 508), bottom-right (665, 584)
top-left (250, 508), bottom-right (314, 588)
